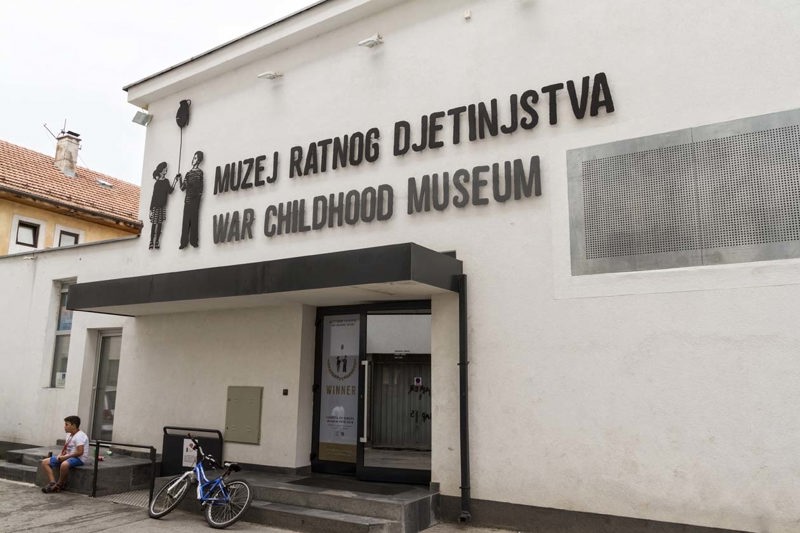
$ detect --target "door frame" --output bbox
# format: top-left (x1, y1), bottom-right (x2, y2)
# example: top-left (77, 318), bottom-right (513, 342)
top-left (311, 301), bottom-right (431, 483)
top-left (89, 329), bottom-right (122, 442)
top-left (357, 351), bottom-right (432, 484)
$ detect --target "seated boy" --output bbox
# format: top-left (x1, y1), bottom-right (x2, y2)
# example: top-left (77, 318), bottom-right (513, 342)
top-left (40, 415), bottom-right (90, 493)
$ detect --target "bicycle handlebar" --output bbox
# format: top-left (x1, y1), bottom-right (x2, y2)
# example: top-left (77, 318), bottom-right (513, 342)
top-left (187, 434), bottom-right (206, 459)
top-left (187, 433), bottom-right (226, 471)
top-left (186, 433), bottom-right (241, 476)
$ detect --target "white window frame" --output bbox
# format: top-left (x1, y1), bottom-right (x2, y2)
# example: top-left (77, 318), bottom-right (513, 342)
top-left (9, 215), bottom-right (46, 254)
top-left (54, 225), bottom-right (84, 247)
top-left (50, 281), bottom-right (75, 388)
top-left (90, 330), bottom-right (122, 441)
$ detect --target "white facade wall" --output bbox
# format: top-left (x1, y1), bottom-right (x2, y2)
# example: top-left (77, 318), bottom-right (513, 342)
top-left (0, 241), bottom-right (131, 445)
top-left (115, 305), bottom-right (316, 467)
top-left (3, 1), bottom-right (800, 531)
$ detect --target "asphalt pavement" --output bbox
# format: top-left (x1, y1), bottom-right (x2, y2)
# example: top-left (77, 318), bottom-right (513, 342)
top-left (0, 478), bottom-right (512, 533)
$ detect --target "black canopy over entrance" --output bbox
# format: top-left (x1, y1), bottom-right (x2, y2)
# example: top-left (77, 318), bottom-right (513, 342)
top-left (67, 241), bottom-right (473, 517)
top-left (67, 243), bottom-right (463, 316)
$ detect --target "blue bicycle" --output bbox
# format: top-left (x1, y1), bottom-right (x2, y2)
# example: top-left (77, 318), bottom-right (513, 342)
top-left (148, 434), bottom-right (252, 529)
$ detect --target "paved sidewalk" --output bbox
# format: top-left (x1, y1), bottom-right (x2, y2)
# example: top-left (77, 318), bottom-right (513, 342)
top-left (0, 479), bottom-right (513, 533)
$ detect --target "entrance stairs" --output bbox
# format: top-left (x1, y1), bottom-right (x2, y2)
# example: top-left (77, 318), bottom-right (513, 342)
top-left (0, 443), bottom-right (438, 533)
top-left (174, 471), bottom-right (437, 533)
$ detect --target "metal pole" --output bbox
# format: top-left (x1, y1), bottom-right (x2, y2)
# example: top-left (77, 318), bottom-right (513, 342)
top-left (149, 446), bottom-right (157, 504)
top-left (457, 274), bottom-right (472, 523)
top-left (91, 440), bottom-right (100, 497)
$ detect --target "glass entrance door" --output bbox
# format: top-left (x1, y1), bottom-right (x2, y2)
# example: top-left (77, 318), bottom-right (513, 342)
top-left (358, 313), bottom-right (431, 484)
top-left (312, 305), bottom-right (432, 484)
top-left (91, 333), bottom-right (121, 441)
top-left (315, 314), bottom-right (361, 470)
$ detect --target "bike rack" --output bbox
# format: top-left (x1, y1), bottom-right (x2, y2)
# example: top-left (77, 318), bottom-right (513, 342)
top-left (161, 426), bottom-right (224, 477)
top-left (90, 440), bottom-right (157, 502)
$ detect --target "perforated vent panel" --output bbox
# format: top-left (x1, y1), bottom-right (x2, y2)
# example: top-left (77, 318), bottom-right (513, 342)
top-left (696, 126), bottom-right (800, 248)
top-left (582, 145), bottom-right (700, 259)
top-left (568, 110), bottom-right (800, 275)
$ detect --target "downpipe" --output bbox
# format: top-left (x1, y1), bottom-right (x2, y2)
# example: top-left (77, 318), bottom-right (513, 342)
top-left (457, 274), bottom-right (472, 523)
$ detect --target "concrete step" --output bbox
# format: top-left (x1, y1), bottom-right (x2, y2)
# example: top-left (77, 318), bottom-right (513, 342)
top-left (156, 473), bottom-right (436, 533)
top-left (0, 446), bottom-right (157, 496)
top-left (5, 447), bottom-right (47, 466)
top-left (0, 441), bottom-right (37, 461)
top-left (244, 473), bottom-right (435, 533)
top-left (0, 461), bottom-right (37, 483)
top-left (247, 500), bottom-right (400, 533)
top-left (249, 482), bottom-right (432, 523)
top-left (8, 446), bottom-right (83, 467)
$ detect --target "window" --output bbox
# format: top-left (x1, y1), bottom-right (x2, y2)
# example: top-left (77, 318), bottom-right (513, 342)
top-left (54, 225), bottom-right (84, 248)
top-left (16, 221), bottom-right (39, 247)
top-left (9, 215), bottom-right (46, 254)
top-left (58, 230), bottom-right (80, 247)
top-left (51, 283), bottom-right (74, 388)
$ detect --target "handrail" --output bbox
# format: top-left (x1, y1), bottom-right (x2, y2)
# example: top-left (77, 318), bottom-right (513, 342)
top-left (91, 440), bottom-right (157, 502)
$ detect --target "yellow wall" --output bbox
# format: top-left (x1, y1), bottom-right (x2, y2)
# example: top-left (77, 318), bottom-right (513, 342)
top-left (0, 198), bottom-right (138, 254)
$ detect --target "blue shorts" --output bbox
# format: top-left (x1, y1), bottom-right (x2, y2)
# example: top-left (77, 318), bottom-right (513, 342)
top-left (49, 456), bottom-right (83, 468)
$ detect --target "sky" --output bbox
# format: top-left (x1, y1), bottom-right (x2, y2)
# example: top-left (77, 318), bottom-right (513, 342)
top-left (0, 0), bottom-right (319, 185)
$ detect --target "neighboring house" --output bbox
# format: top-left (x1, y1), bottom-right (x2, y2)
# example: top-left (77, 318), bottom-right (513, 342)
top-left (0, 132), bottom-right (141, 255)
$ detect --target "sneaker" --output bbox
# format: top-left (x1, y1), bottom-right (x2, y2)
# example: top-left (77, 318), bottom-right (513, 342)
top-left (42, 482), bottom-right (56, 493)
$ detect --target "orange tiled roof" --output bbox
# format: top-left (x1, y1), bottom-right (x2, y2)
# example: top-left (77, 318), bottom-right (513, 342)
top-left (0, 139), bottom-right (141, 228)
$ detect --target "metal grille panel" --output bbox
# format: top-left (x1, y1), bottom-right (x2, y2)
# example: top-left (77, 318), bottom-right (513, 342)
top-left (568, 110), bottom-right (800, 275)
top-left (695, 126), bottom-right (800, 248)
top-left (582, 145), bottom-right (700, 259)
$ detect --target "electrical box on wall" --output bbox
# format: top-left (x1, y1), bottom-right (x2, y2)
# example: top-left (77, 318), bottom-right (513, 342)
top-left (225, 386), bottom-right (262, 444)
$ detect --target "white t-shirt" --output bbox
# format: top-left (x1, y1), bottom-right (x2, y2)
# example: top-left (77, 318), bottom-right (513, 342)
top-left (64, 430), bottom-right (90, 463)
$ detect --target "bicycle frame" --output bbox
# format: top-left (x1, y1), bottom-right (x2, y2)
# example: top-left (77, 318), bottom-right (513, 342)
top-left (193, 456), bottom-right (230, 505)
top-left (162, 442), bottom-right (232, 506)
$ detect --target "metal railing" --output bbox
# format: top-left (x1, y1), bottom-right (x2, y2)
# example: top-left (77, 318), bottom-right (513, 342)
top-left (90, 440), bottom-right (157, 502)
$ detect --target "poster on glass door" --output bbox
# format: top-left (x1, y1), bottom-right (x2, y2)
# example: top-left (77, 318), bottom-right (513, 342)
top-left (318, 315), bottom-right (359, 463)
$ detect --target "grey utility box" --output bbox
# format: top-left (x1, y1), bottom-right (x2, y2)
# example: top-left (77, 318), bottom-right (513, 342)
top-left (225, 386), bottom-right (263, 444)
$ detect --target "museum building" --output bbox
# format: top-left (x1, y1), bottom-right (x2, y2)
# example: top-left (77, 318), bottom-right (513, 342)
top-left (2, 1), bottom-right (800, 531)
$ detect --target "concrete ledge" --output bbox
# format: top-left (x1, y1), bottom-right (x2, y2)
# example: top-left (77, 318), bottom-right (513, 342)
top-left (248, 501), bottom-right (399, 533)
top-left (239, 462), bottom-right (311, 476)
top-left (0, 461), bottom-right (37, 483)
top-left (438, 496), bottom-right (753, 533)
top-left (0, 441), bottom-right (38, 461)
top-left (5, 446), bottom-right (156, 496)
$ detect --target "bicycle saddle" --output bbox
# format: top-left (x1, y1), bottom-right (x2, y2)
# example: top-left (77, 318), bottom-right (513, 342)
top-left (223, 462), bottom-right (241, 472)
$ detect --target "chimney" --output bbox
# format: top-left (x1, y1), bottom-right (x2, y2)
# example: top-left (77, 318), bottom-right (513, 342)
top-left (54, 131), bottom-right (80, 177)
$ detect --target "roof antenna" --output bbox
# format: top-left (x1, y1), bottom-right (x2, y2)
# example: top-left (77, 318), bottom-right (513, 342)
top-left (43, 123), bottom-right (58, 140)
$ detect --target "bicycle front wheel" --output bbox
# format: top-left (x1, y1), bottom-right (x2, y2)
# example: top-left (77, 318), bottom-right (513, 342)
top-left (149, 475), bottom-right (190, 519)
top-left (204, 479), bottom-right (253, 529)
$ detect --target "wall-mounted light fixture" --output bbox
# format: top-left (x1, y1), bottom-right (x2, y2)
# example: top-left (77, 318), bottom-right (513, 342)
top-left (132, 110), bottom-right (152, 126)
top-left (358, 33), bottom-right (383, 48)
top-left (257, 71), bottom-right (284, 80)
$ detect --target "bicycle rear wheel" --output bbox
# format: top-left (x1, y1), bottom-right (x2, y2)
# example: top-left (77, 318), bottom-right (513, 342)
top-left (203, 480), bottom-right (253, 529)
top-left (149, 475), bottom-right (190, 518)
